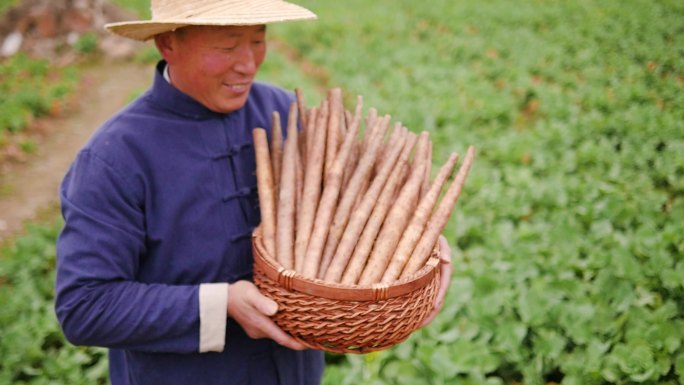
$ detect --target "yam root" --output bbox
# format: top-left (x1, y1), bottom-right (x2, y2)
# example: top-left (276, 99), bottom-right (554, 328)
top-left (318, 114), bottom-right (391, 278)
top-left (400, 146), bottom-right (475, 278)
top-left (324, 127), bottom-right (407, 282)
top-left (253, 128), bottom-right (277, 260)
top-left (340, 132), bottom-right (418, 285)
top-left (382, 152), bottom-right (459, 282)
top-left (324, 88), bottom-right (343, 183)
top-left (275, 103), bottom-right (299, 270)
top-left (303, 96), bottom-right (363, 279)
top-left (270, 111), bottom-right (283, 194)
top-left (294, 103), bottom-right (328, 273)
top-left (358, 132), bottom-right (431, 285)
top-left (295, 88), bottom-right (308, 131)
top-left (252, 87), bottom-right (477, 288)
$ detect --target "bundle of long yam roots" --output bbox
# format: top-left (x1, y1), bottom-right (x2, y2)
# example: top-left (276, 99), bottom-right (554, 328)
top-left (253, 88), bottom-right (474, 286)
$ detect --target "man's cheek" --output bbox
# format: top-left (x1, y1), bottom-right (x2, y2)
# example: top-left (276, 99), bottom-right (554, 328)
top-left (200, 53), bottom-right (232, 76)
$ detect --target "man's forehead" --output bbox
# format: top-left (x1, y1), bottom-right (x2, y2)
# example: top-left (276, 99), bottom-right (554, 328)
top-left (171, 24), bottom-right (267, 44)
top-left (195, 24), bottom-right (267, 36)
top-left (229, 25), bottom-right (266, 36)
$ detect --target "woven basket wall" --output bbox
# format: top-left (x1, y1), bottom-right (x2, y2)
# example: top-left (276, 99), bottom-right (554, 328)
top-left (251, 228), bottom-right (441, 354)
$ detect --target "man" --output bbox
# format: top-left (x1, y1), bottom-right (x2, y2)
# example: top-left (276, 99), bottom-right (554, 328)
top-left (54, 1), bottom-right (452, 384)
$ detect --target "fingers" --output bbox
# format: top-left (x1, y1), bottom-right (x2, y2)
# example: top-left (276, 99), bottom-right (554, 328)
top-left (436, 234), bottom-right (453, 302)
top-left (254, 295), bottom-right (279, 317)
top-left (244, 309), bottom-right (307, 350)
top-left (438, 234), bottom-right (452, 263)
top-left (420, 308), bottom-right (439, 327)
top-left (227, 281), bottom-right (307, 350)
top-left (257, 318), bottom-right (307, 351)
top-left (247, 289), bottom-right (307, 350)
top-left (421, 235), bottom-right (453, 328)
top-left (228, 281), bottom-right (275, 319)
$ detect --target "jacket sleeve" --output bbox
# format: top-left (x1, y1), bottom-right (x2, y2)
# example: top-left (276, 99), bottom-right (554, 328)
top-left (55, 150), bottom-right (208, 354)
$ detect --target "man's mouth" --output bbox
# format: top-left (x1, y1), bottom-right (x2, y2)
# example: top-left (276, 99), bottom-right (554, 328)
top-left (224, 82), bottom-right (251, 93)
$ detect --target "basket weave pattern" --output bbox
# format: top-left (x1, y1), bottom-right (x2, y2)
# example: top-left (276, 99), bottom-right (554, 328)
top-left (252, 231), bottom-right (440, 354)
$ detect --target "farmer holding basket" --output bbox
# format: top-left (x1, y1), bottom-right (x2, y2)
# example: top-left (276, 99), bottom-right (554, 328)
top-left (54, 1), bottom-right (453, 384)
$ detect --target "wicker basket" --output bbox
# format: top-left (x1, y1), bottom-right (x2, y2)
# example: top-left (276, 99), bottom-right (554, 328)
top-left (251, 227), bottom-right (441, 354)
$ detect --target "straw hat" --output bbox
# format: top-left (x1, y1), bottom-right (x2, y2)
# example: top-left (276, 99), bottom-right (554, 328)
top-left (105, 0), bottom-right (317, 41)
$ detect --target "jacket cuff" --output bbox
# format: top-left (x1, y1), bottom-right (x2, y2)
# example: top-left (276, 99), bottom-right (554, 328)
top-left (198, 283), bottom-right (229, 353)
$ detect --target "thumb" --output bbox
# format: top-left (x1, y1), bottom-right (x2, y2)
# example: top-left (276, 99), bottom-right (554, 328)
top-left (438, 235), bottom-right (452, 262)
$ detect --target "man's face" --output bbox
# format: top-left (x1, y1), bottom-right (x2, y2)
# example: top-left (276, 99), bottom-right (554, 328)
top-left (158, 25), bottom-right (267, 114)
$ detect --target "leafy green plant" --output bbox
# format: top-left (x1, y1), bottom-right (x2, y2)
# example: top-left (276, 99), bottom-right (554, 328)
top-left (111, 0), bottom-right (151, 18)
top-left (0, 221), bottom-right (109, 385)
top-left (0, 0), bottom-right (17, 14)
top-left (257, 45), bottom-right (324, 102)
top-left (73, 33), bottom-right (99, 55)
top-left (0, 54), bottom-right (78, 136)
top-left (133, 46), bottom-right (162, 64)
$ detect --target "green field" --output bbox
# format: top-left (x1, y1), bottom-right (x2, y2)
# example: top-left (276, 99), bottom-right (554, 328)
top-left (270, 2), bottom-right (684, 383)
top-left (0, 54), bottom-right (78, 144)
top-left (1, 0), bottom-right (683, 384)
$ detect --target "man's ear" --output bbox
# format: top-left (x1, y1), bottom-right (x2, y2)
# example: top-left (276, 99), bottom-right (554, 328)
top-left (154, 31), bottom-right (176, 63)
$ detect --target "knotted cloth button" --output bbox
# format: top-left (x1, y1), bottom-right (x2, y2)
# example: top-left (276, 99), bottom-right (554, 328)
top-left (212, 152), bottom-right (231, 160)
top-left (222, 192), bottom-right (238, 202)
top-left (230, 227), bottom-right (255, 243)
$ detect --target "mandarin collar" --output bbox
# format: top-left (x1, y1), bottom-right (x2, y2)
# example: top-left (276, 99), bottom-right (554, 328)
top-left (148, 60), bottom-right (228, 121)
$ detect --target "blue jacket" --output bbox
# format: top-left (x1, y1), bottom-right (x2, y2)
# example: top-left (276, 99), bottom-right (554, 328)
top-left (55, 61), bottom-right (324, 385)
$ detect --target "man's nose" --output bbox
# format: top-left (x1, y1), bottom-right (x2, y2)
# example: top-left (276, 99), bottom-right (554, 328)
top-left (234, 46), bottom-right (258, 76)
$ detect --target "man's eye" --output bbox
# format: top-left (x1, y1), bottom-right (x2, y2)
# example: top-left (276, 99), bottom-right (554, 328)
top-left (251, 40), bottom-right (264, 45)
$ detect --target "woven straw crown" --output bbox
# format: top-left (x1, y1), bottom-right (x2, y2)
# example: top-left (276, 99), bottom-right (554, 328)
top-left (105, 0), bottom-right (317, 41)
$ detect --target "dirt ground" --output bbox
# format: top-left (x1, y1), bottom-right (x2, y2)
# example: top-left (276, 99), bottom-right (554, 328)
top-left (0, 60), bottom-right (151, 242)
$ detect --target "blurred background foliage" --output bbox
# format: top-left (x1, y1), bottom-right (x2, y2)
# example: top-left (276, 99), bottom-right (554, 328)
top-left (0, 0), bottom-right (682, 384)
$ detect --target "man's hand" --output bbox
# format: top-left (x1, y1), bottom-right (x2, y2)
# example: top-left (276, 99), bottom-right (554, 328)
top-left (227, 280), bottom-right (306, 350)
top-left (420, 235), bottom-right (453, 327)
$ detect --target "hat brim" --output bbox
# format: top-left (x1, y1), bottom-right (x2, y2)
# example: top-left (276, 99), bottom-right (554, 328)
top-left (105, 2), bottom-right (316, 41)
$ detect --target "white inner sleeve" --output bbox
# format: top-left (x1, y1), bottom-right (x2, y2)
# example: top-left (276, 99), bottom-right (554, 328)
top-left (198, 282), bottom-right (229, 353)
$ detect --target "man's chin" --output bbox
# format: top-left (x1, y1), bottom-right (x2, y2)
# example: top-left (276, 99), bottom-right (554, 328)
top-left (212, 96), bottom-right (250, 114)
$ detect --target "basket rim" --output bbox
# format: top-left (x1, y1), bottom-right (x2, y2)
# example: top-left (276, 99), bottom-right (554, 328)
top-left (251, 226), bottom-right (440, 301)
